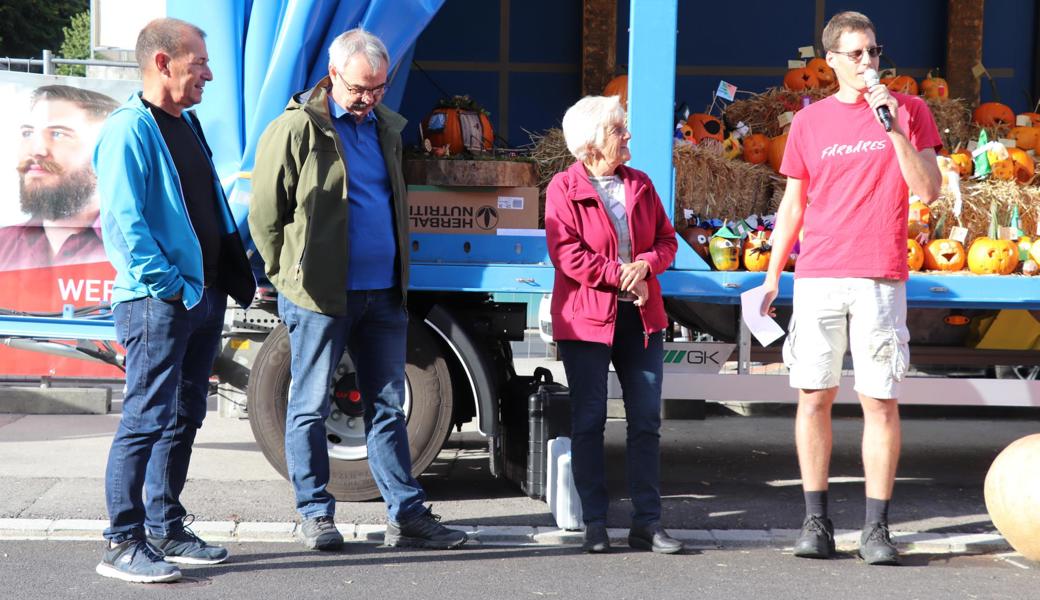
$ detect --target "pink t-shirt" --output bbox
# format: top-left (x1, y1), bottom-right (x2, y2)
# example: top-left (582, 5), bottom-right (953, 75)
top-left (780, 93), bottom-right (942, 280)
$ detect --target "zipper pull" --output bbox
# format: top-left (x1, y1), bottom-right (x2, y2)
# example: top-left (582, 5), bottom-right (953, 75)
top-left (643, 331), bottom-right (649, 349)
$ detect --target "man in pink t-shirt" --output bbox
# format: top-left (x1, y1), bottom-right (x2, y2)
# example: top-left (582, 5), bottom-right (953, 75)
top-left (760, 11), bottom-right (941, 566)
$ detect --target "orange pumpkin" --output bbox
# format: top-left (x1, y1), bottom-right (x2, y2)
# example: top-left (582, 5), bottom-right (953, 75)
top-left (1018, 112), bottom-right (1040, 127)
top-left (768, 133), bottom-right (788, 172)
top-left (678, 123), bottom-right (696, 143)
top-left (920, 73), bottom-right (949, 101)
top-left (968, 237), bottom-right (1020, 275)
top-left (743, 231), bottom-right (772, 271)
top-left (1009, 126), bottom-right (1040, 151)
top-left (886, 75), bottom-right (918, 95)
top-left (1006, 147), bottom-right (1036, 184)
top-left (991, 158), bottom-right (1016, 181)
top-left (807, 57), bottom-right (836, 87)
top-left (908, 199), bottom-right (931, 239)
top-left (603, 75), bottom-right (628, 111)
top-left (907, 239), bottom-right (925, 271)
top-left (422, 107), bottom-right (494, 154)
top-left (783, 67), bottom-right (819, 91)
top-left (924, 239), bottom-right (966, 271)
top-left (686, 113), bottom-right (724, 143)
top-left (973, 102), bottom-right (1016, 128)
top-left (950, 150), bottom-right (974, 177)
top-left (742, 133), bottom-right (770, 164)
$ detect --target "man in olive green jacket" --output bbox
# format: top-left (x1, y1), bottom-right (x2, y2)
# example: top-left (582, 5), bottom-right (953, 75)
top-left (249, 27), bottom-right (467, 552)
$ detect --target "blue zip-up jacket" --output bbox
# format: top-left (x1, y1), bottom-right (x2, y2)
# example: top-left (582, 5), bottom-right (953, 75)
top-left (94, 93), bottom-right (254, 310)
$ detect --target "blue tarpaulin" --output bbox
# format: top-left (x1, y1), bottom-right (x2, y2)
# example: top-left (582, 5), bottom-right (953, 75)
top-left (165, 0), bottom-right (444, 237)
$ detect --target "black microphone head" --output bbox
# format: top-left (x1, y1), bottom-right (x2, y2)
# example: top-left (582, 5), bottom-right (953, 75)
top-left (863, 68), bottom-right (880, 88)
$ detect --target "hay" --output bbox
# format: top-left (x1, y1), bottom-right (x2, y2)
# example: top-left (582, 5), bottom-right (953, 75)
top-left (932, 179), bottom-right (1040, 244)
top-left (528, 128), bottom-right (573, 226)
top-left (926, 98), bottom-right (973, 151)
top-left (723, 87), bottom-right (835, 137)
top-left (672, 142), bottom-right (781, 224)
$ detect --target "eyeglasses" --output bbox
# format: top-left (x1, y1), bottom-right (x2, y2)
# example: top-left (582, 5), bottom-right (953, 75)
top-left (831, 45), bottom-right (883, 62)
top-left (606, 124), bottom-right (629, 137)
top-left (334, 71), bottom-right (387, 97)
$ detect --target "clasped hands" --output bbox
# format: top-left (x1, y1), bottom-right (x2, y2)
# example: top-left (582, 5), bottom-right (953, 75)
top-left (619, 260), bottom-right (650, 307)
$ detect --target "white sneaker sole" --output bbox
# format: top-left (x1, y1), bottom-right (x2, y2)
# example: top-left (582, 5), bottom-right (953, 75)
top-left (95, 562), bottom-right (182, 583)
top-left (163, 554), bottom-right (229, 565)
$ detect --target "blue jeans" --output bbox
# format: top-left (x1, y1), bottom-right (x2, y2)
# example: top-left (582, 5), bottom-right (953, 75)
top-left (558, 301), bottom-right (664, 527)
top-left (104, 289), bottom-right (227, 542)
top-left (278, 289), bottom-right (425, 523)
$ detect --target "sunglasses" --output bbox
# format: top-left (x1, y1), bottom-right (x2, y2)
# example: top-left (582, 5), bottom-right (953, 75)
top-left (831, 45), bottom-right (883, 62)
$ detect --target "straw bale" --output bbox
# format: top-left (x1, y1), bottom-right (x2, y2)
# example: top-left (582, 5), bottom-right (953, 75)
top-left (931, 179), bottom-right (1040, 244)
top-left (723, 87), bottom-right (834, 137)
top-left (672, 141), bottom-right (780, 224)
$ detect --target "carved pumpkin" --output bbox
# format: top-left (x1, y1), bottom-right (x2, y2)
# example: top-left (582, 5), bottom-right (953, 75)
top-left (973, 102), bottom-right (1016, 128)
top-left (686, 113), bottom-right (724, 143)
top-left (678, 124), bottom-right (696, 144)
top-left (924, 239), bottom-right (966, 271)
top-left (768, 133), bottom-right (788, 172)
top-left (885, 75), bottom-right (918, 95)
top-left (722, 134), bottom-right (743, 159)
top-left (783, 67), bottom-right (819, 91)
top-left (920, 73), bottom-right (949, 101)
top-left (908, 199), bottom-right (931, 239)
top-left (742, 133), bottom-right (770, 164)
top-left (807, 57), bottom-right (836, 87)
top-left (743, 231), bottom-right (772, 271)
top-left (950, 150), bottom-right (974, 177)
top-left (1008, 126), bottom-right (1040, 151)
top-left (709, 233), bottom-right (741, 271)
top-left (603, 75), bottom-right (628, 111)
top-left (422, 107), bottom-right (494, 154)
top-left (1018, 112), bottom-right (1040, 127)
top-left (1006, 147), bottom-right (1036, 184)
top-left (907, 239), bottom-right (925, 271)
top-left (990, 158), bottom-right (1016, 181)
top-left (968, 237), bottom-right (1020, 275)
top-left (681, 225), bottom-right (712, 262)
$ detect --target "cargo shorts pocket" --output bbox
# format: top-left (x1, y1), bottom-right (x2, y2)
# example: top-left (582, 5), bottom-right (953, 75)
top-left (871, 328), bottom-right (909, 382)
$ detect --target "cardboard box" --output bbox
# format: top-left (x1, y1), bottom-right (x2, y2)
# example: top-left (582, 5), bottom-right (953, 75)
top-left (407, 185), bottom-right (539, 234)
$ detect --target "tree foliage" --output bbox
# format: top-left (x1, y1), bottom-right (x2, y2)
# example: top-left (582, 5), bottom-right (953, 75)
top-left (0, 0), bottom-right (88, 60)
top-left (58, 10), bottom-right (91, 76)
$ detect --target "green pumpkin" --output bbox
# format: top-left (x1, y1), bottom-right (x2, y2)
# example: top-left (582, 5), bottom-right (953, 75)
top-left (709, 236), bottom-right (740, 271)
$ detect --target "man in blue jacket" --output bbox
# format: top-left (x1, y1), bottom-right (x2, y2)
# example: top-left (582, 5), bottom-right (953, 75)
top-left (93, 17), bottom-right (255, 583)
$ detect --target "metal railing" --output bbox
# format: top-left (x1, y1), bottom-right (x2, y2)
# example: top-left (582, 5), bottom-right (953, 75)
top-left (0, 50), bottom-right (136, 74)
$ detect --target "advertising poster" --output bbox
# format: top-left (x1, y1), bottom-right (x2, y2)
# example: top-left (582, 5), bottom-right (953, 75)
top-left (0, 72), bottom-right (139, 378)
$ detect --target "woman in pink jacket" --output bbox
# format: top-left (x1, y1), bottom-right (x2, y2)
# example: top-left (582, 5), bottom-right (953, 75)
top-left (545, 95), bottom-right (680, 554)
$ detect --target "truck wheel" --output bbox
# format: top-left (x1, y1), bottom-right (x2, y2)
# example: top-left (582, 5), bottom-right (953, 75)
top-left (247, 320), bottom-right (455, 501)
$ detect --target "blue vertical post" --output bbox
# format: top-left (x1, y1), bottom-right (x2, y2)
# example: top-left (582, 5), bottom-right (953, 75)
top-left (626, 0), bottom-right (678, 224)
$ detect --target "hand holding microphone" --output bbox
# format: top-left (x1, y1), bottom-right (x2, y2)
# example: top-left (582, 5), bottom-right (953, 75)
top-left (863, 68), bottom-right (894, 132)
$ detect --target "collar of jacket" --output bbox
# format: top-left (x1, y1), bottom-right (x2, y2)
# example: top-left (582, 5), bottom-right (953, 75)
top-left (292, 76), bottom-right (407, 140)
top-left (563, 160), bottom-right (648, 208)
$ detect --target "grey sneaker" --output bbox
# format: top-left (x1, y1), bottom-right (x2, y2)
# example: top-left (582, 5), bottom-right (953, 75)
top-left (793, 515), bottom-right (835, 558)
top-left (95, 538), bottom-right (182, 583)
top-left (859, 522), bottom-right (900, 565)
top-left (148, 516), bottom-right (229, 565)
top-left (384, 506), bottom-right (468, 549)
top-left (299, 516), bottom-right (344, 551)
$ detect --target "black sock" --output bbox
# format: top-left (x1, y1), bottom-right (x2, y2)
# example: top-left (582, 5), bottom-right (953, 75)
top-left (865, 497), bottom-right (890, 525)
top-left (804, 490), bottom-right (828, 518)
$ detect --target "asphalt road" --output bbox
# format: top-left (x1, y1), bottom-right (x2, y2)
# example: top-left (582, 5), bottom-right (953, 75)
top-left (0, 540), bottom-right (1036, 600)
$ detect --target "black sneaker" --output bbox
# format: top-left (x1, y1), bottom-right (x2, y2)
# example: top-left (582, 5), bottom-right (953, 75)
top-left (793, 515), bottom-right (835, 558)
top-left (628, 522), bottom-right (684, 555)
top-left (583, 523), bottom-right (611, 554)
top-left (384, 506), bottom-right (468, 549)
top-left (859, 522), bottom-right (900, 565)
top-left (148, 515), bottom-right (229, 565)
top-left (299, 516), bottom-right (344, 551)
top-left (95, 538), bottom-right (182, 583)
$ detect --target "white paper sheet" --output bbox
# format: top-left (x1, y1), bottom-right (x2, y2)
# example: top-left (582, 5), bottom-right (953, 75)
top-left (740, 285), bottom-right (786, 347)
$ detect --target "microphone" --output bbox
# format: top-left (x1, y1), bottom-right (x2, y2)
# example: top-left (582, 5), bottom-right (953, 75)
top-left (863, 68), bottom-right (893, 132)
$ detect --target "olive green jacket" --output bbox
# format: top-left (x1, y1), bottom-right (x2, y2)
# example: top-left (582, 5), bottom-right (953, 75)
top-left (249, 77), bottom-right (409, 315)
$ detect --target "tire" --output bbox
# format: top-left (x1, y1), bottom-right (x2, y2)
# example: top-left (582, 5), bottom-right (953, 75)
top-left (247, 319), bottom-right (455, 501)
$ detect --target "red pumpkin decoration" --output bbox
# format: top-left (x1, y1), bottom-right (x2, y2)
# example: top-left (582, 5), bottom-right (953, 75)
top-left (1006, 147), bottom-right (1035, 184)
top-left (920, 73), bottom-right (949, 101)
top-left (742, 133), bottom-right (770, 164)
top-left (686, 113), bottom-right (724, 143)
top-left (783, 67), bottom-right (819, 91)
top-left (1009, 126), bottom-right (1040, 151)
top-left (968, 237), bottom-right (1019, 275)
top-left (422, 107), bottom-right (494, 154)
top-left (907, 239), bottom-right (925, 271)
top-left (806, 57), bottom-right (836, 87)
top-left (924, 239), bottom-right (966, 271)
top-left (603, 75), bottom-right (628, 111)
top-left (950, 150), bottom-right (974, 177)
top-left (768, 133), bottom-right (788, 172)
top-left (885, 75), bottom-right (918, 95)
top-left (973, 102), bottom-right (1016, 128)
top-left (743, 231), bottom-right (772, 271)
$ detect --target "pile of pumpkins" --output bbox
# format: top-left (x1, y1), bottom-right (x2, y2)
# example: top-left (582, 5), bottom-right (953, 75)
top-left (906, 199), bottom-right (1039, 276)
top-left (945, 111), bottom-right (1040, 184)
top-left (681, 217), bottom-right (791, 272)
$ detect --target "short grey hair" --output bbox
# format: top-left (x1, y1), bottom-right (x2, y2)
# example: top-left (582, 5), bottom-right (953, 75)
top-left (561, 96), bottom-right (626, 161)
top-left (135, 18), bottom-right (206, 71)
top-left (328, 27), bottom-right (389, 72)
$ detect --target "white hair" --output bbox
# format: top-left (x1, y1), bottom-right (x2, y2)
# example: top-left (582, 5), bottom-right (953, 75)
top-left (328, 27), bottom-right (389, 72)
top-left (561, 95), bottom-right (626, 161)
